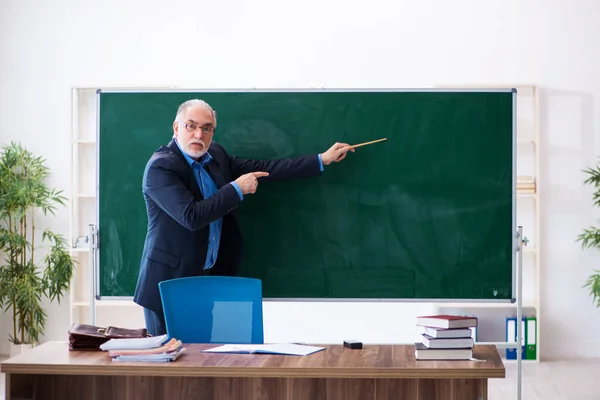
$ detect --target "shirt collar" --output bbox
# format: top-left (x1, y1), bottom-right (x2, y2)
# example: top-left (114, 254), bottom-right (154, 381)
top-left (174, 138), bottom-right (212, 168)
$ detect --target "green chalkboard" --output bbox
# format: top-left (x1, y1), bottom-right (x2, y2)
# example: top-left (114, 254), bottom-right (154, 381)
top-left (97, 89), bottom-right (515, 301)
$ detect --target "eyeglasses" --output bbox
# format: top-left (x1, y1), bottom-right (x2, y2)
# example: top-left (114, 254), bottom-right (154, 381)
top-left (182, 122), bottom-right (215, 134)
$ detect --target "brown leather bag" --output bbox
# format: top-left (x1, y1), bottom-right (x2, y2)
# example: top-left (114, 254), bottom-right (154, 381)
top-left (68, 324), bottom-right (149, 351)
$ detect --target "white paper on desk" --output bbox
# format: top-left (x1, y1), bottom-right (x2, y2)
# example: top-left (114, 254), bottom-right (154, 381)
top-left (202, 343), bottom-right (325, 356)
top-left (100, 334), bottom-right (169, 351)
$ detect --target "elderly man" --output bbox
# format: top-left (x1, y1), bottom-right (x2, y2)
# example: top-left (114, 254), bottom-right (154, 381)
top-left (133, 98), bottom-right (353, 336)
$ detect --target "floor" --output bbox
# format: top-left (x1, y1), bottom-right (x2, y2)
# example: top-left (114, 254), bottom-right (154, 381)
top-left (1, 356), bottom-right (599, 399)
top-left (489, 359), bottom-right (600, 399)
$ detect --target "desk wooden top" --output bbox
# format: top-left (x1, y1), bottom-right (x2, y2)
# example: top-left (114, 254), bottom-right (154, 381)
top-left (0, 341), bottom-right (505, 379)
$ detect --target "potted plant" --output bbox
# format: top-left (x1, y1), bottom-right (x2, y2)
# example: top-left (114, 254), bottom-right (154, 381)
top-left (577, 161), bottom-right (600, 307)
top-left (0, 142), bottom-right (76, 356)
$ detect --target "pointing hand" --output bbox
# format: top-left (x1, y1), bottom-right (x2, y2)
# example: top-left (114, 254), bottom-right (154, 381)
top-left (234, 172), bottom-right (269, 194)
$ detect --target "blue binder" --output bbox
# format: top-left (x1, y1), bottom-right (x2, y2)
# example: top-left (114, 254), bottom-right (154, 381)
top-left (505, 317), bottom-right (526, 359)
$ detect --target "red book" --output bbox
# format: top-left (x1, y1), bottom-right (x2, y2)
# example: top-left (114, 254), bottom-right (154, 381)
top-left (417, 315), bottom-right (478, 329)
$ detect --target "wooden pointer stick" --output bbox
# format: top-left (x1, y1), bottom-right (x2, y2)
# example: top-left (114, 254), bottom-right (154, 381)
top-left (347, 138), bottom-right (387, 149)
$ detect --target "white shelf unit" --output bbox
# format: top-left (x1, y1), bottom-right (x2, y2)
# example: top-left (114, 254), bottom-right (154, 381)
top-left (433, 85), bottom-right (541, 361)
top-left (69, 88), bottom-right (98, 326)
top-left (68, 88), bottom-right (157, 329)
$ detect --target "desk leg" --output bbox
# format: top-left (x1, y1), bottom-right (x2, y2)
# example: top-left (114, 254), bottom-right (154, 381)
top-left (5, 373), bottom-right (36, 400)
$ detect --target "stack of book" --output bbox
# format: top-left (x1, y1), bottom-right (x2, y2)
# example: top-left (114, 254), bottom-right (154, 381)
top-left (99, 334), bottom-right (186, 362)
top-left (414, 314), bottom-right (478, 360)
top-left (517, 175), bottom-right (536, 194)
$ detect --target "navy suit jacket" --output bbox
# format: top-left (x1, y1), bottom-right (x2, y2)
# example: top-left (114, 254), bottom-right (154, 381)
top-left (133, 139), bottom-right (322, 314)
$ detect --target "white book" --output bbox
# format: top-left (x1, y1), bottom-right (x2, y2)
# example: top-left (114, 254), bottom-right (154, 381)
top-left (414, 343), bottom-right (473, 360)
top-left (424, 326), bottom-right (473, 339)
top-left (421, 334), bottom-right (474, 349)
top-left (100, 334), bottom-right (169, 351)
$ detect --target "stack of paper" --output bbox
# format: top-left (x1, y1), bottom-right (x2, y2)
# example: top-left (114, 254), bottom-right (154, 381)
top-left (100, 334), bottom-right (185, 362)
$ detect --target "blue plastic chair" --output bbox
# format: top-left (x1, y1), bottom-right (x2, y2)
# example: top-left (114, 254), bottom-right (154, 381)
top-left (158, 276), bottom-right (264, 344)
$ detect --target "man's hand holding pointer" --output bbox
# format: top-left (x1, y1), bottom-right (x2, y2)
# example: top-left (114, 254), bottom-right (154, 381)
top-left (321, 142), bottom-right (355, 165)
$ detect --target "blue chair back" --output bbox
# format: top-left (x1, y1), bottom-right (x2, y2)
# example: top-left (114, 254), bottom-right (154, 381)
top-left (158, 276), bottom-right (264, 344)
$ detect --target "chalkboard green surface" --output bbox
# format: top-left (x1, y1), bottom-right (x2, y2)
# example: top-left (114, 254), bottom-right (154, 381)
top-left (97, 89), bottom-right (515, 300)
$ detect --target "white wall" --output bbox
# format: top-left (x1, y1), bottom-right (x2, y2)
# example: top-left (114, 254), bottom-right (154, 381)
top-left (1, 0), bottom-right (600, 359)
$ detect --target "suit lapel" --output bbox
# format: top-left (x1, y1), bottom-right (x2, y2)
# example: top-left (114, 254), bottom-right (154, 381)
top-left (205, 158), bottom-right (227, 189)
top-left (166, 139), bottom-right (203, 197)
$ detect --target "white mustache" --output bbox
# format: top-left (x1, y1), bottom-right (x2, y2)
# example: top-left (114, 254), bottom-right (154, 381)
top-left (189, 141), bottom-right (205, 148)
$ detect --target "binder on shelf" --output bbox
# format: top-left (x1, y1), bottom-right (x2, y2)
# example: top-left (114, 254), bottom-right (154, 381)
top-left (526, 317), bottom-right (537, 360)
top-left (505, 317), bottom-right (526, 359)
top-left (506, 317), bottom-right (515, 359)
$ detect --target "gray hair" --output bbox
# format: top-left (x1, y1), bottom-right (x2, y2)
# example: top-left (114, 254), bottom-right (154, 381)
top-left (174, 99), bottom-right (217, 127)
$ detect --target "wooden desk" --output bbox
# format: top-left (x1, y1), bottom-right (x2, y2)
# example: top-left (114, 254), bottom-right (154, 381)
top-left (1, 342), bottom-right (505, 400)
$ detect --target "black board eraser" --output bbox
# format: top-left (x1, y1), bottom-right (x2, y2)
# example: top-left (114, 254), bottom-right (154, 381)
top-left (343, 340), bottom-right (363, 349)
